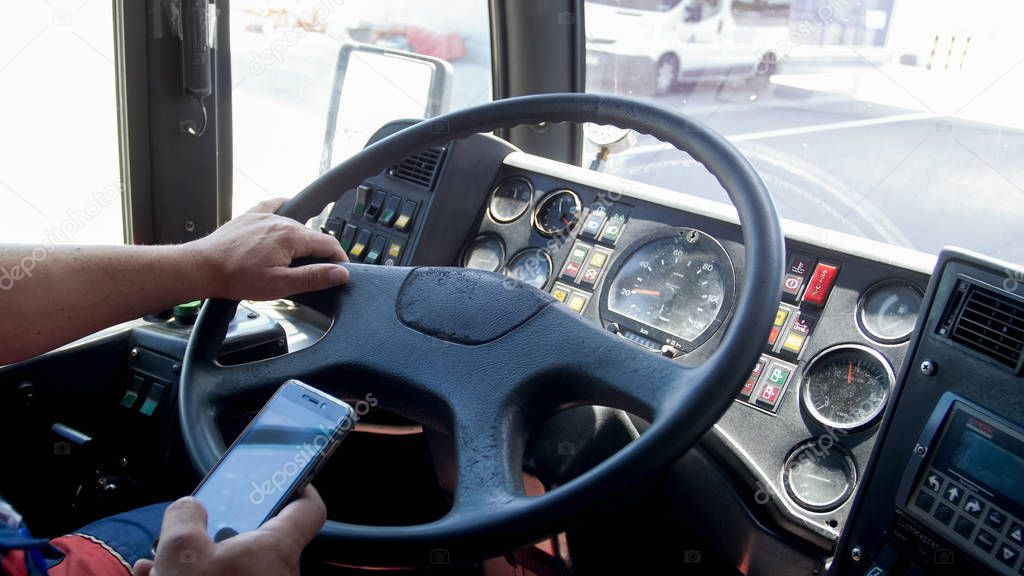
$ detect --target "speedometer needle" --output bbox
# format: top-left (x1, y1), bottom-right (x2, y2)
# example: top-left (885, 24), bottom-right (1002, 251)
top-left (848, 361), bottom-right (853, 384)
top-left (633, 288), bottom-right (662, 296)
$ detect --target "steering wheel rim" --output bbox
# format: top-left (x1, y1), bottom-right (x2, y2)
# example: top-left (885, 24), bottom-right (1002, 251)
top-left (180, 93), bottom-right (784, 566)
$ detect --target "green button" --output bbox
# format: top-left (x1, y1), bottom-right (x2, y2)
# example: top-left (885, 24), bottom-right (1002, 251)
top-left (768, 365), bottom-right (791, 385)
top-left (174, 300), bottom-right (201, 315)
top-left (139, 382), bottom-right (165, 416)
top-left (173, 300), bottom-right (202, 326)
top-left (120, 390), bottom-right (139, 408)
top-left (599, 209), bottom-right (628, 244)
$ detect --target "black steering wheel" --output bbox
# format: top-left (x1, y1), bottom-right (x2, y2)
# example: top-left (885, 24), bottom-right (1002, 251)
top-left (180, 93), bottom-right (784, 566)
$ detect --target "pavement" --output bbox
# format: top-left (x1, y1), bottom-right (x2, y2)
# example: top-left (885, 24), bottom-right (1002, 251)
top-left (586, 65), bottom-right (1024, 263)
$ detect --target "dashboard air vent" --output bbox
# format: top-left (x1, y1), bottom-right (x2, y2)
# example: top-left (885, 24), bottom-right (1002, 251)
top-left (391, 146), bottom-right (446, 189)
top-left (942, 282), bottom-right (1024, 370)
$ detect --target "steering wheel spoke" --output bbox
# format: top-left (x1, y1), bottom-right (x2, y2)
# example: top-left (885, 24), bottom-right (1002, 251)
top-left (448, 400), bottom-right (524, 512)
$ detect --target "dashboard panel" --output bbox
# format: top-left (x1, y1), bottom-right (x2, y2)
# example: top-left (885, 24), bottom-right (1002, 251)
top-left (834, 252), bottom-right (1024, 576)
top-left (319, 120), bottom-right (940, 553)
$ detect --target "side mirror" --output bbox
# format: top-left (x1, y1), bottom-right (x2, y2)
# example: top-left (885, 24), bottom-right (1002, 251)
top-left (320, 43), bottom-right (453, 174)
top-left (685, 4), bottom-right (703, 22)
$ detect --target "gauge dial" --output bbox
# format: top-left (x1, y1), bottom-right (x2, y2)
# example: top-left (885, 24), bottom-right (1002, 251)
top-left (858, 281), bottom-right (923, 344)
top-left (533, 190), bottom-right (581, 237)
top-left (802, 345), bottom-right (895, 431)
top-left (489, 177), bottom-right (533, 223)
top-left (505, 248), bottom-right (552, 290)
top-left (602, 228), bottom-right (735, 350)
top-left (461, 235), bottom-right (505, 272)
top-left (783, 441), bottom-right (857, 512)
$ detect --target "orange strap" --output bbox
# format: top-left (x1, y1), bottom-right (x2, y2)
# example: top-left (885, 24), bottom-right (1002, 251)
top-left (47, 534), bottom-right (132, 576)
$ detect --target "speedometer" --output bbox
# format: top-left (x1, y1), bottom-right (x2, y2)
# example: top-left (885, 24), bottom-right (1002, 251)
top-left (601, 228), bottom-right (735, 352)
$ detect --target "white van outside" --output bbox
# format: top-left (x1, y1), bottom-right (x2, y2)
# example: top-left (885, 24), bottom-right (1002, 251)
top-left (585, 0), bottom-right (791, 95)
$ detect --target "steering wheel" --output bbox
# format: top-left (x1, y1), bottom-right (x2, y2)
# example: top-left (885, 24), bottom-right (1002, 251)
top-left (180, 93), bottom-right (784, 566)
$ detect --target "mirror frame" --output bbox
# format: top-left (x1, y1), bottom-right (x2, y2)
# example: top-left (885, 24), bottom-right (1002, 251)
top-left (319, 42), bottom-right (454, 174)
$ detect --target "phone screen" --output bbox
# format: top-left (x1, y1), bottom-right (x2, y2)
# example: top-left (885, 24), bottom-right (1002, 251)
top-left (194, 383), bottom-right (350, 541)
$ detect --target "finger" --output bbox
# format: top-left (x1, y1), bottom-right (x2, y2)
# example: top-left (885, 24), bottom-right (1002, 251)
top-left (133, 559), bottom-right (154, 576)
top-left (155, 497), bottom-right (210, 558)
top-left (260, 485), bottom-right (327, 549)
top-left (249, 198), bottom-right (289, 214)
top-left (271, 263), bottom-right (349, 295)
top-left (292, 226), bottom-right (348, 262)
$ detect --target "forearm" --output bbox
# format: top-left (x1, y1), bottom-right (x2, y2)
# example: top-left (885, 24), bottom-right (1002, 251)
top-left (0, 244), bottom-right (208, 364)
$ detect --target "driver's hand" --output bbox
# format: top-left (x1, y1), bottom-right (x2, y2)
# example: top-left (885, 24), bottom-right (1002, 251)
top-left (132, 485), bottom-right (327, 576)
top-left (187, 198), bottom-right (349, 301)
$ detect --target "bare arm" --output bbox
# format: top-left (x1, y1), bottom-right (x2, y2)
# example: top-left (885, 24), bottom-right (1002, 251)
top-left (0, 199), bottom-right (348, 365)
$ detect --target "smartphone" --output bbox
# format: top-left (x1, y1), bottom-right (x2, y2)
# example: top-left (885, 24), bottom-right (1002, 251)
top-left (189, 379), bottom-right (354, 542)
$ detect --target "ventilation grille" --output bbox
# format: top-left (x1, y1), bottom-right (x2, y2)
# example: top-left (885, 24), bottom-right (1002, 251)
top-left (945, 284), bottom-right (1024, 370)
top-left (391, 146), bottom-right (446, 189)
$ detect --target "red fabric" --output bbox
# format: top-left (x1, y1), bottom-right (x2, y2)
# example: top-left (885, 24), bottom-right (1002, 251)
top-left (1, 549), bottom-right (29, 576)
top-left (47, 534), bottom-right (131, 576)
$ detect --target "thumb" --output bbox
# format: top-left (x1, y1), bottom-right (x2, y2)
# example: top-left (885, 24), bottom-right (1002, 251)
top-left (133, 559), bottom-right (154, 576)
top-left (274, 263), bottom-right (349, 295)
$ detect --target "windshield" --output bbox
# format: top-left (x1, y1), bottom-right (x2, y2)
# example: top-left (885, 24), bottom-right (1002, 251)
top-left (585, 0), bottom-right (1023, 262)
top-left (230, 0), bottom-right (491, 217)
top-left (589, 0), bottom-right (684, 11)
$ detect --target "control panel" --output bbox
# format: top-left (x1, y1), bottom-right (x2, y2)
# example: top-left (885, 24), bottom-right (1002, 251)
top-left (323, 181), bottom-right (423, 266)
top-left (549, 199), bottom-right (632, 315)
top-left (834, 250), bottom-right (1024, 576)
top-left (733, 251), bottom-right (839, 415)
top-left (901, 399), bottom-right (1024, 575)
top-left (461, 156), bottom-right (926, 544)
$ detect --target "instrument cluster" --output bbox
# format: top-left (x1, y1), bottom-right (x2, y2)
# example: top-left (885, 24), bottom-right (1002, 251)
top-left (455, 167), bottom-right (930, 533)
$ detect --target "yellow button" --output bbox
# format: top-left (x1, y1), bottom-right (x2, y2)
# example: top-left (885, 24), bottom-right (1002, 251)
top-left (394, 214), bottom-right (410, 230)
top-left (551, 287), bottom-right (570, 303)
top-left (387, 242), bottom-right (402, 258)
top-left (350, 242), bottom-right (366, 258)
top-left (774, 307), bottom-right (789, 327)
top-left (568, 294), bottom-right (588, 313)
top-left (783, 332), bottom-right (805, 352)
top-left (589, 251), bottom-right (608, 268)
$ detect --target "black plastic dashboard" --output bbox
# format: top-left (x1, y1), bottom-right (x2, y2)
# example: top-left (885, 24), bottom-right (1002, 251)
top-left (317, 120), bottom-right (946, 556)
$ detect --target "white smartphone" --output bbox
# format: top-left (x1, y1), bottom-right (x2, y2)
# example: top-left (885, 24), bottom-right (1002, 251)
top-left (189, 379), bottom-right (354, 542)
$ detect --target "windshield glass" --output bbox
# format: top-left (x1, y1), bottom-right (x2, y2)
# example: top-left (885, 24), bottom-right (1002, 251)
top-left (588, 0), bottom-right (684, 11)
top-left (585, 0), bottom-right (1023, 262)
top-left (230, 0), bottom-right (491, 217)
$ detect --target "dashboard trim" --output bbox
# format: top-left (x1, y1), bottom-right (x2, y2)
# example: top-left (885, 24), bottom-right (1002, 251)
top-left (502, 151), bottom-right (937, 275)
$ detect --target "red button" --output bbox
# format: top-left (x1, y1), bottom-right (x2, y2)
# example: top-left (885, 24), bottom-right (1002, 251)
top-left (564, 260), bottom-right (582, 279)
top-left (758, 383), bottom-right (781, 404)
top-left (802, 262), bottom-right (839, 306)
top-left (740, 359), bottom-right (766, 398)
top-left (768, 325), bottom-right (781, 346)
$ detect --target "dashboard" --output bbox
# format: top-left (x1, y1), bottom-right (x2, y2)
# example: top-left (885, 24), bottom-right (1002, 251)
top-left (315, 120), bottom-right (941, 555)
top-left (315, 120), bottom-right (1024, 575)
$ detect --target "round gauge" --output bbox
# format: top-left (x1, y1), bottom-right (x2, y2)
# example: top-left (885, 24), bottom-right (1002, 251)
top-left (461, 235), bottom-right (505, 272)
top-left (488, 177), bottom-right (534, 223)
top-left (533, 190), bottom-right (581, 237)
top-left (783, 441), bottom-right (857, 512)
top-left (858, 281), bottom-right (923, 344)
top-left (601, 228), bottom-right (735, 351)
top-left (802, 345), bottom-right (895, 431)
top-left (505, 248), bottom-right (552, 290)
